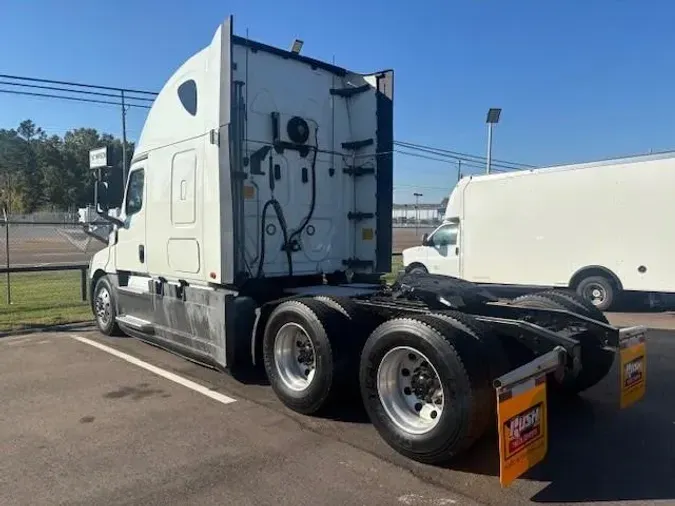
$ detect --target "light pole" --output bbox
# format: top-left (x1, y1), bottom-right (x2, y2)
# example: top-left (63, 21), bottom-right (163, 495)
top-left (413, 192), bottom-right (423, 236)
top-left (486, 108), bottom-right (501, 174)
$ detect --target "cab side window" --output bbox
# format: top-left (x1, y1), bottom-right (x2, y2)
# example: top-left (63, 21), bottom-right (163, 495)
top-left (430, 223), bottom-right (458, 247)
top-left (125, 169), bottom-right (145, 216)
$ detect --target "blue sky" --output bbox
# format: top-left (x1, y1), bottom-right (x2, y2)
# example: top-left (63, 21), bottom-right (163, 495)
top-left (2, 0), bottom-right (675, 203)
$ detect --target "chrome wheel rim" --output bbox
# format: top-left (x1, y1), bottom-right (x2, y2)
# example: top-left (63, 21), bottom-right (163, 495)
top-left (583, 283), bottom-right (607, 306)
top-left (273, 322), bottom-right (316, 391)
top-left (95, 286), bottom-right (111, 327)
top-left (377, 346), bottom-right (444, 435)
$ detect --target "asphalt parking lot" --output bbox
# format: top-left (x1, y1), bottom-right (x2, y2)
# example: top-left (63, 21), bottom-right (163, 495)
top-left (1, 317), bottom-right (674, 506)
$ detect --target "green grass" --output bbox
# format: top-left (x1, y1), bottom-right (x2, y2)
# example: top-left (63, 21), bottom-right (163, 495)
top-left (0, 271), bottom-right (92, 332)
top-left (382, 254), bottom-right (404, 285)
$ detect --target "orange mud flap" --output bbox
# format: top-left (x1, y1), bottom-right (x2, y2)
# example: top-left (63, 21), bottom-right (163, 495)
top-left (493, 346), bottom-right (567, 488)
top-left (617, 325), bottom-right (647, 409)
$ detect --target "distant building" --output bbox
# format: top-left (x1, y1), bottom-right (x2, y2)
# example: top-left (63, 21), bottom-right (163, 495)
top-left (393, 200), bottom-right (447, 225)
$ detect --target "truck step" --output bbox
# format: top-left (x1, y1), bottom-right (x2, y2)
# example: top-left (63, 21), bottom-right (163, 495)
top-left (116, 315), bottom-right (155, 334)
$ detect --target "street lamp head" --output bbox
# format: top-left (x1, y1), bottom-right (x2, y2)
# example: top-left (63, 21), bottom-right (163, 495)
top-left (290, 39), bottom-right (304, 54)
top-left (486, 108), bottom-right (502, 124)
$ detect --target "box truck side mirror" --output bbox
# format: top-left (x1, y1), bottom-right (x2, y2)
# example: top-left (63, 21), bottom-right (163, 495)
top-left (422, 233), bottom-right (429, 246)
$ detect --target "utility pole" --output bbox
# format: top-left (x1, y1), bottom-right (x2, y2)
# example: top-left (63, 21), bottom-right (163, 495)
top-left (413, 192), bottom-right (423, 236)
top-left (121, 90), bottom-right (128, 185)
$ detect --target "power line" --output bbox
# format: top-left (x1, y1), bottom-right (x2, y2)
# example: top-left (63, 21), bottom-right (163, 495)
top-left (0, 88), bottom-right (152, 109)
top-left (395, 140), bottom-right (534, 170)
top-left (0, 80), bottom-right (155, 103)
top-left (394, 149), bottom-right (515, 174)
top-left (0, 73), bottom-right (158, 96)
top-left (0, 73), bottom-right (532, 174)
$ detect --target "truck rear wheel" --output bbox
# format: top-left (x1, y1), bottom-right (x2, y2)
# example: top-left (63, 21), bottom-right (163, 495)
top-left (510, 293), bottom-right (614, 393)
top-left (429, 311), bottom-right (510, 381)
top-left (538, 289), bottom-right (609, 324)
top-left (359, 315), bottom-right (492, 464)
top-left (263, 298), bottom-right (350, 415)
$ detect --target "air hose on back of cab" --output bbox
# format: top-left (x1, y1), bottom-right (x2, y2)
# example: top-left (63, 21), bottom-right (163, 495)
top-left (257, 149), bottom-right (292, 278)
top-left (257, 197), bottom-right (291, 278)
top-left (257, 127), bottom-right (320, 279)
top-left (287, 127), bottom-right (319, 248)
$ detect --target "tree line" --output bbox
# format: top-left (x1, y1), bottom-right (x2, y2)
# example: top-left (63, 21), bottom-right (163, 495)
top-left (0, 120), bottom-right (132, 215)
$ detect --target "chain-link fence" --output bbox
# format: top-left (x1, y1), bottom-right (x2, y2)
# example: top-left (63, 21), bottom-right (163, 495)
top-left (0, 218), bottom-right (430, 332)
top-left (0, 216), bottom-right (107, 332)
top-left (392, 224), bottom-right (436, 253)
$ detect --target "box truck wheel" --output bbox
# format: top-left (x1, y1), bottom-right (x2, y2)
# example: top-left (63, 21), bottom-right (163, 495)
top-left (510, 293), bottom-right (614, 393)
top-left (263, 299), bottom-right (350, 415)
top-left (575, 275), bottom-right (615, 312)
top-left (405, 263), bottom-right (428, 275)
top-left (359, 315), bottom-right (492, 464)
top-left (93, 276), bottom-right (122, 336)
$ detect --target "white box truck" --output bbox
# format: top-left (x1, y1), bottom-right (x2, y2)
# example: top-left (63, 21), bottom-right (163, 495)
top-left (87, 16), bottom-right (647, 485)
top-left (402, 152), bottom-right (675, 311)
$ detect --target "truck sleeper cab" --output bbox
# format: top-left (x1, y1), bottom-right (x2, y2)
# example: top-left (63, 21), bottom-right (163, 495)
top-left (89, 16), bottom-right (647, 486)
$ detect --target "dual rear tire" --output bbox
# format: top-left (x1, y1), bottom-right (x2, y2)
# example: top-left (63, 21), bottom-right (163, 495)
top-left (262, 298), bottom-right (503, 464)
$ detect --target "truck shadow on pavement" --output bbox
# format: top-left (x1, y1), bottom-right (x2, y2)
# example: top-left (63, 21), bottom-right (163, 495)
top-left (448, 330), bottom-right (675, 503)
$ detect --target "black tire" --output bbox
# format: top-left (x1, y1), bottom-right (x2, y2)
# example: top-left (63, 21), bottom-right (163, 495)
top-left (510, 293), bottom-right (615, 393)
top-left (575, 275), bottom-right (616, 312)
top-left (359, 315), bottom-right (492, 464)
top-left (93, 276), bottom-right (122, 336)
top-left (263, 298), bottom-right (351, 415)
top-left (429, 311), bottom-right (511, 381)
top-left (537, 289), bottom-right (609, 323)
top-left (405, 263), bottom-right (428, 275)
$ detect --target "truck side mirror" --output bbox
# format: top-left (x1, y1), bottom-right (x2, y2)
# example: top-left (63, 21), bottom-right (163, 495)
top-left (422, 233), bottom-right (429, 246)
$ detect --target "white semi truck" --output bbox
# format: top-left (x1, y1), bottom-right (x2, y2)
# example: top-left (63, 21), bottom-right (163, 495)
top-left (403, 152), bottom-right (675, 312)
top-left (88, 16), bottom-right (647, 486)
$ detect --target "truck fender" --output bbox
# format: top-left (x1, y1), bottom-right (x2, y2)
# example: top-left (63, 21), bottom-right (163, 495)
top-left (250, 295), bottom-right (302, 367)
top-left (89, 270), bottom-right (120, 312)
top-left (569, 265), bottom-right (623, 291)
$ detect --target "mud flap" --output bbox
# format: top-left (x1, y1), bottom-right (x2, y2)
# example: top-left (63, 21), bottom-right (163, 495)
top-left (493, 346), bottom-right (566, 488)
top-left (618, 326), bottom-right (647, 409)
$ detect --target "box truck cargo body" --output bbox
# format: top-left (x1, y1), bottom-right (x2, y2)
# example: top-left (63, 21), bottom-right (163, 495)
top-left (87, 16), bottom-right (648, 480)
top-left (402, 151), bottom-right (675, 310)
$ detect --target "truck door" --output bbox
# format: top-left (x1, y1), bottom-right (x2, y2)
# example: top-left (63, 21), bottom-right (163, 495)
top-left (425, 221), bottom-right (460, 276)
top-left (115, 166), bottom-right (147, 274)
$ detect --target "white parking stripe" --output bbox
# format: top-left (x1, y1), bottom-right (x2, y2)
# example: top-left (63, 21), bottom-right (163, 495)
top-left (69, 334), bottom-right (237, 405)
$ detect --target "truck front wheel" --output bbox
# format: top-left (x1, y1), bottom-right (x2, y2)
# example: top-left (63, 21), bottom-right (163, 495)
top-left (359, 315), bottom-right (491, 464)
top-left (93, 276), bottom-right (121, 336)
